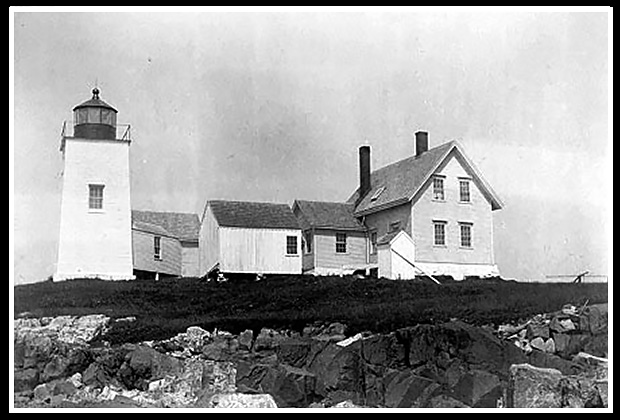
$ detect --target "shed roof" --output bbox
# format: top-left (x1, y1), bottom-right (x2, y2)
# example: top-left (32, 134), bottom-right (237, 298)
top-left (132, 220), bottom-right (175, 238)
top-left (132, 210), bottom-right (200, 242)
top-left (292, 200), bottom-right (366, 232)
top-left (207, 200), bottom-right (300, 230)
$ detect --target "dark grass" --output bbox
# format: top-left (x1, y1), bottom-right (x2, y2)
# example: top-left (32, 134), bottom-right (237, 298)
top-left (14, 276), bottom-right (608, 344)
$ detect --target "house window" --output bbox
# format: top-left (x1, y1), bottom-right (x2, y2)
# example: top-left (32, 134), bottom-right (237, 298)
top-left (460, 223), bottom-right (473, 248)
top-left (304, 231), bottom-right (313, 254)
top-left (286, 235), bottom-right (298, 255)
top-left (154, 236), bottom-right (162, 260)
top-left (433, 221), bottom-right (447, 246)
top-left (433, 176), bottom-right (445, 201)
top-left (459, 179), bottom-right (471, 203)
top-left (369, 231), bottom-right (378, 255)
top-left (336, 232), bottom-right (347, 253)
top-left (88, 184), bottom-right (104, 210)
top-left (370, 186), bottom-right (386, 202)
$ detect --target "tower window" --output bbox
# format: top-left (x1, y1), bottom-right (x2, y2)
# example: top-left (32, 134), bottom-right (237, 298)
top-left (88, 184), bottom-right (104, 210)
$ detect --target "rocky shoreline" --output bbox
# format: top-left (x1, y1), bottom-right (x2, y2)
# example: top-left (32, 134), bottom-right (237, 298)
top-left (13, 303), bottom-right (608, 408)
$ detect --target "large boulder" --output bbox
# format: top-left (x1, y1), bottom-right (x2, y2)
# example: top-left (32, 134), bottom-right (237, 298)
top-left (56, 314), bottom-right (110, 345)
top-left (351, 333), bottom-right (407, 369)
top-left (40, 346), bottom-right (93, 383)
top-left (117, 345), bottom-right (183, 390)
top-left (579, 306), bottom-right (605, 334)
top-left (559, 376), bottom-right (605, 408)
top-left (549, 316), bottom-right (576, 334)
top-left (528, 349), bottom-right (583, 376)
top-left (15, 331), bottom-right (54, 369)
top-left (260, 364), bottom-right (317, 407)
top-left (451, 369), bottom-right (502, 407)
top-left (510, 363), bottom-right (562, 408)
top-left (197, 393), bottom-right (278, 408)
top-left (398, 321), bottom-right (526, 378)
top-left (14, 368), bottom-right (40, 392)
top-left (427, 394), bottom-right (471, 408)
top-left (383, 369), bottom-right (440, 408)
top-left (253, 328), bottom-right (287, 352)
top-left (276, 339), bottom-right (312, 368)
top-left (526, 323), bottom-right (550, 340)
top-left (83, 347), bottom-right (129, 388)
top-left (202, 335), bottom-right (238, 361)
top-left (238, 329), bottom-right (254, 351)
top-left (308, 344), bottom-right (363, 403)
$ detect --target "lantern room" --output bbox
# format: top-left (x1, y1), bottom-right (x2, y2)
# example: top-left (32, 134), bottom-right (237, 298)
top-left (73, 87), bottom-right (118, 140)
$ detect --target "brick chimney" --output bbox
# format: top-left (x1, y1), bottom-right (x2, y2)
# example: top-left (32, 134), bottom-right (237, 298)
top-left (358, 145), bottom-right (371, 201)
top-left (415, 131), bottom-right (428, 156)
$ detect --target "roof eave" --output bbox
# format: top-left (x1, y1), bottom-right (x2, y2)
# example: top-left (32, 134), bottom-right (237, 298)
top-left (353, 197), bottom-right (411, 217)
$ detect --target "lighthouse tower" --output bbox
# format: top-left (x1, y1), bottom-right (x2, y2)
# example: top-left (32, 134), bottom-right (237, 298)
top-left (54, 88), bottom-right (134, 281)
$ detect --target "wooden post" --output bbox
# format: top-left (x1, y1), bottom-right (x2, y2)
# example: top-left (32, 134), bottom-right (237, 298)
top-left (390, 248), bottom-right (441, 285)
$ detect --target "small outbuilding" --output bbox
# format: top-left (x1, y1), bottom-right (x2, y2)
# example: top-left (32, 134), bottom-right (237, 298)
top-left (199, 200), bottom-right (302, 277)
top-left (131, 210), bottom-right (201, 278)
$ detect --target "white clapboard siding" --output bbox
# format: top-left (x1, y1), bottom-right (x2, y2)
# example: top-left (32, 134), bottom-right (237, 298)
top-left (313, 229), bottom-right (367, 270)
top-left (181, 241), bottom-right (200, 277)
top-left (198, 206), bottom-right (220, 277)
top-left (412, 150), bottom-right (495, 266)
top-left (219, 227), bottom-right (302, 274)
top-left (132, 229), bottom-right (182, 276)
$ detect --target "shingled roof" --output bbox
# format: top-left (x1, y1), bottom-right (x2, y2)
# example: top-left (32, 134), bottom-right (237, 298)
top-left (207, 200), bottom-right (300, 230)
top-left (292, 200), bottom-right (366, 232)
top-left (348, 141), bottom-right (503, 215)
top-left (132, 220), bottom-right (175, 238)
top-left (132, 210), bottom-right (200, 242)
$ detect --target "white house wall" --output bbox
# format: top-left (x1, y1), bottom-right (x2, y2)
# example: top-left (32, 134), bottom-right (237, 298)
top-left (219, 227), bottom-right (302, 274)
top-left (363, 202), bottom-right (411, 265)
top-left (412, 150), bottom-right (495, 267)
top-left (55, 138), bottom-right (133, 280)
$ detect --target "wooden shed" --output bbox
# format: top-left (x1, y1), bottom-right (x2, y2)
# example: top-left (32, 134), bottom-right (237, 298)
top-left (292, 200), bottom-right (368, 275)
top-left (132, 210), bottom-right (200, 277)
top-left (132, 220), bottom-right (182, 279)
top-left (199, 200), bottom-right (302, 277)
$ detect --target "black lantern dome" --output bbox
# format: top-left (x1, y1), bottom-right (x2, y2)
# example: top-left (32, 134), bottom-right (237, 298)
top-left (72, 88), bottom-right (118, 139)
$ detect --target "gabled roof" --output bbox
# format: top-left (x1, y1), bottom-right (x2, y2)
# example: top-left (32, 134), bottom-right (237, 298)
top-left (348, 141), bottom-right (503, 215)
top-left (132, 210), bottom-right (200, 242)
top-left (292, 200), bottom-right (366, 232)
top-left (376, 229), bottom-right (415, 246)
top-left (207, 200), bottom-right (300, 230)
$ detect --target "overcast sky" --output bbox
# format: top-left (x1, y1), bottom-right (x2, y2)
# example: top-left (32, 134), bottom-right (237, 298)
top-left (11, 9), bottom-right (610, 284)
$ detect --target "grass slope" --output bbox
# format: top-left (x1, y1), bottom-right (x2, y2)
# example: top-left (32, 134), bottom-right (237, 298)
top-left (14, 276), bottom-right (608, 344)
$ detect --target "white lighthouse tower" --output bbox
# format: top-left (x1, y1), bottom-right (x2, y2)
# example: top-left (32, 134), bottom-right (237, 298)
top-left (54, 88), bottom-right (134, 281)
